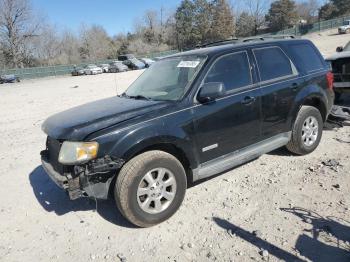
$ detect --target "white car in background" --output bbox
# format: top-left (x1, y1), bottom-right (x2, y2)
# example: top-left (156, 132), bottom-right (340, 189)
top-left (84, 64), bottom-right (103, 75)
top-left (98, 63), bottom-right (109, 73)
top-left (338, 20), bottom-right (350, 34)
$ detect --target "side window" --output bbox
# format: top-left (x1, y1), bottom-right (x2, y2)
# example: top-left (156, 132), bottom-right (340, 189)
top-left (289, 43), bottom-right (324, 73)
top-left (253, 47), bottom-right (295, 82)
top-left (204, 52), bottom-right (252, 92)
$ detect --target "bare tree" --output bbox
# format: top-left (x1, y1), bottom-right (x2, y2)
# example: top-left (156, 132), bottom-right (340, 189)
top-left (244, 0), bottom-right (271, 35)
top-left (296, 0), bottom-right (320, 23)
top-left (30, 24), bottom-right (61, 65)
top-left (0, 0), bottom-right (40, 67)
top-left (79, 24), bottom-right (113, 61)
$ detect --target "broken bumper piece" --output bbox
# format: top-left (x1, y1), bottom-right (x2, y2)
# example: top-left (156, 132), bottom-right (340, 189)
top-left (40, 151), bottom-right (124, 200)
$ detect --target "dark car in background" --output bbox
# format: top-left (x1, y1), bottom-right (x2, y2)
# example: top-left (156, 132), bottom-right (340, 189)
top-left (71, 67), bottom-right (85, 76)
top-left (41, 38), bottom-right (334, 227)
top-left (0, 74), bottom-right (20, 84)
top-left (108, 61), bottom-right (129, 73)
top-left (118, 54), bottom-right (136, 61)
top-left (123, 58), bottom-right (146, 70)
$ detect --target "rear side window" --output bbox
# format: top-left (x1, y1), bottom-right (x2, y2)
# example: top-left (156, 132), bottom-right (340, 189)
top-left (253, 47), bottom-right (295, 82)
top-left (289, 43), bottom-right (324, 73)
top-left (204, 51), bottom-right (252, 92)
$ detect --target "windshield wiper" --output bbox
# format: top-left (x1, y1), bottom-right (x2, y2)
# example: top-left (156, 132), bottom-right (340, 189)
top-left (120, 93), bottom-right (153, 101)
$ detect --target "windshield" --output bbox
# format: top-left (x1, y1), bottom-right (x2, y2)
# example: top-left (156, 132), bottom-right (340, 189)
top-left (125, 55), bottom-right (206, 101)
top-left (344, 41), bottom-right (350, 51)
top-left (344, 21), bottom-right (350, 26)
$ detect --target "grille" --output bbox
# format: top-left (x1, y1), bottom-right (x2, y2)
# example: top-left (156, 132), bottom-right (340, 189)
top-left (47, 137), bottom-right (64, 174)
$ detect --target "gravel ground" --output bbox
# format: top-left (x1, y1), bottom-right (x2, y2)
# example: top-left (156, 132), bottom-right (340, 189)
top-left (0, 35), bottom-right (350, 262)
top-left (303, 28), bottom-right (350, 57)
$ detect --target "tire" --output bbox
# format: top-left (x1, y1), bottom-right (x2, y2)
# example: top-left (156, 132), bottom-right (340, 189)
top-left (286, 106), bottom-right (323, 155)
top-left (114, 150), bottom-right (187, 227)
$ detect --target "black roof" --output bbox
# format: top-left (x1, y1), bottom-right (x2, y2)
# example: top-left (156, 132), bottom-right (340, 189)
top-left (166, 37), bottom-right (311, 59)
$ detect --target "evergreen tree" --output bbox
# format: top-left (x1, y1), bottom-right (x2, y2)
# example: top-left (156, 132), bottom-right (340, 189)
top-left (211, 0), bottom-right (235, 41)
top-left (175, 0), bottom-right (198, 50)
top-left (265, 0), bottom-right (298, 31)
top-left (319, 0), bottom-right (350, 20)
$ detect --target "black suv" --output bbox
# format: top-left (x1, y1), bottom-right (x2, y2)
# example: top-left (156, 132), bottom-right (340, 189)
top-left (41, 38), bottom-right (334, 227)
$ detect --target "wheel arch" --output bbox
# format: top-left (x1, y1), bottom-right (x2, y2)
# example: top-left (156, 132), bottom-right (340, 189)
top-left (301, 96), bottom-right (327, 122)
top-left (107, 138), bottom-right (196, 198)
top-left (291, 87), bottom-right (329, 128)
top-left (122, 141), bottom-right (195, 184)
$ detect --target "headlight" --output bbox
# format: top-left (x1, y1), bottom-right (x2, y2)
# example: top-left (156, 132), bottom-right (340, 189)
top-left (58, 141), bottom-right (99, 165)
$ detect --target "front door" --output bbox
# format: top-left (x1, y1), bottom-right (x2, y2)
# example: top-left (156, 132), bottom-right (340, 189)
top-left (192, 50), bottom-right (261, 164)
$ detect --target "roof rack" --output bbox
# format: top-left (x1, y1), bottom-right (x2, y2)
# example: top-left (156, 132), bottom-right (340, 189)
top-left (197, 38), bottom-right (239, 48)
top-left (241, 34), bottom-right (297, 42)
top-left (196, 34), bottom-right (297, 48)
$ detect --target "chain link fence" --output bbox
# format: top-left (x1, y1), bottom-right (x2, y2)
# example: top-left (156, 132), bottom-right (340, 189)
top-left (272, 15), bottom-right (350, 36)
top-left (0, 50), bottom-right (178, 80)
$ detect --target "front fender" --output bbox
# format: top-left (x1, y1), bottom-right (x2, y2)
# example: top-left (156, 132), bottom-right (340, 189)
top-left (90, 109), bottom-right (199, 171)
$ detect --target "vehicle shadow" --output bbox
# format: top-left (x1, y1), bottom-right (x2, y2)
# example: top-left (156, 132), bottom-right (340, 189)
top-left (213, 217), bottom-right (304, 261)
top-left (29, 165), bottom-right (136, 228)
top-left (281, 207), bottom-right (350, 262)
top-left (213, 207), bottom-right (350, 262)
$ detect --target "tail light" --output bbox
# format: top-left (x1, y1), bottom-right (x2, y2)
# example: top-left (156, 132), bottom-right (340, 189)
top-left (326, 71), bottom-right (334, 90)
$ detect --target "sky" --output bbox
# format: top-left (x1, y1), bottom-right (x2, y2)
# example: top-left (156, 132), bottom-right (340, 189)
top-left (32, 0), bottom-right (183, 36)
top-left (32, 0), bottom-right (327, 36)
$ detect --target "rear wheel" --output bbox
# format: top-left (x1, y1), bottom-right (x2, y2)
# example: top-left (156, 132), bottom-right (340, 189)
top-left (286, 106), bottom-right (323, 155)
top-left (114, 150), bottom-right (187, 227)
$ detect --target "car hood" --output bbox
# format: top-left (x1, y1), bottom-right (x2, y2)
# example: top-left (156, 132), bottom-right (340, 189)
top-left (339, 25), bottom-right (349, 30)
top-left (42, 96), bottom-right (168, 140)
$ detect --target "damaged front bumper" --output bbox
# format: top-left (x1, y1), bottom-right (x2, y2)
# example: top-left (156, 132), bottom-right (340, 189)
top-left (40, 150), bottom-right (124, 200)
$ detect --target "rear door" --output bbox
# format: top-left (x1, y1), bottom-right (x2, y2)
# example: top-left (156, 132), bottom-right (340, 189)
top-left (253, 45), bottom-right (301, 139)
top-left (192, 50), bottom-right (261, 164)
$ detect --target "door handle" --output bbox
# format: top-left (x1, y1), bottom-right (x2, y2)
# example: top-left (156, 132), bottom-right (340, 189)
top-left (241, 96), bottom-right (256, 105)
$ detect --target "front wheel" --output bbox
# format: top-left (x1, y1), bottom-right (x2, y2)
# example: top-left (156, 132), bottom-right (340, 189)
top-left (114, 150), bottom-right (187, 227)
top-left (286, 106), bottom-right (323, 155)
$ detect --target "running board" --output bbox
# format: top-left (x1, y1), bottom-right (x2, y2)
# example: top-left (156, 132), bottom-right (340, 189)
top-left (192, 132), bottom-right (291, 181)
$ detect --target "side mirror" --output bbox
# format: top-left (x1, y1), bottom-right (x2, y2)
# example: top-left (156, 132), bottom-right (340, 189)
top-left (197, 82), bottom-right (225, 103)
top-left (336, 46), bottom-right (343, 52)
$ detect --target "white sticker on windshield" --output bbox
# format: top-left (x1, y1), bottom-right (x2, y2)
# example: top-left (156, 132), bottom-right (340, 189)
top-left (177, 61), bottom-right (200, 68)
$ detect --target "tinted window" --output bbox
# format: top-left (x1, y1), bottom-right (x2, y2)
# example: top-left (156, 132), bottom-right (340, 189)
top-left (204, 52), bottom-right (252, 91)
top-left (254, 47), bottom-right (294, 82)
top-left (289, 43), bottom-right (324, 73)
